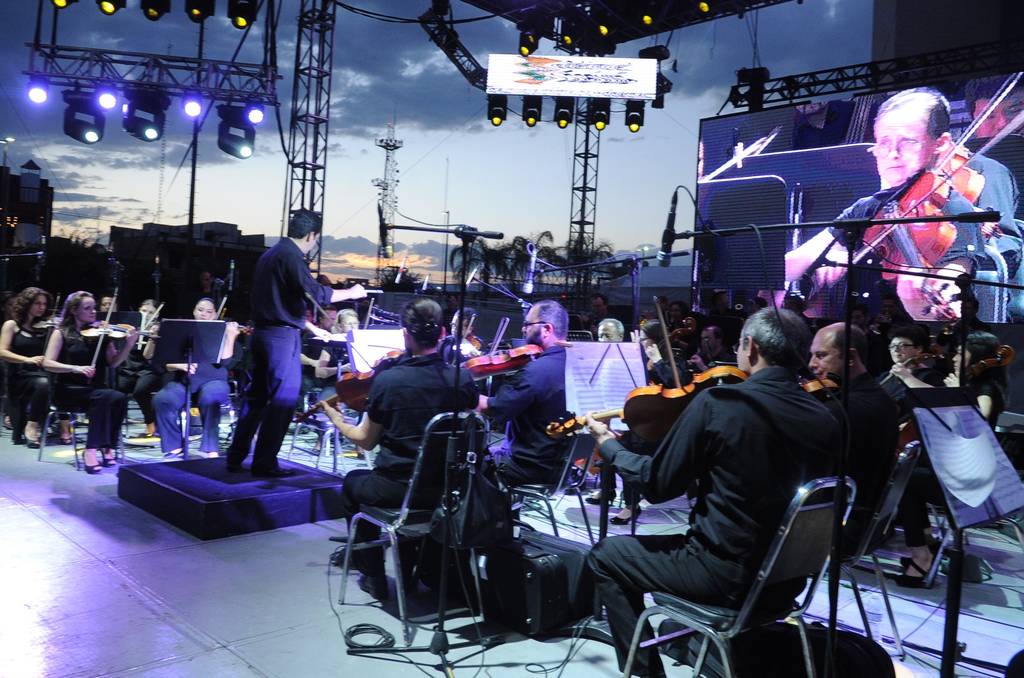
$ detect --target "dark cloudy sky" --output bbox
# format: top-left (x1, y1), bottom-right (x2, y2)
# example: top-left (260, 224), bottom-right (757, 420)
top-left (0, 0), bottom-right (871, 278)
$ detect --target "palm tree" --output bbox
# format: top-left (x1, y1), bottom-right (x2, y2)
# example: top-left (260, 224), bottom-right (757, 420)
top-left (448, 239), bottom-right (508, 293)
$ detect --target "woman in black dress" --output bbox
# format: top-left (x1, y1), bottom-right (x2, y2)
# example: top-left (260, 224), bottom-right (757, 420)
top-left (43, 291), bottom-right (139, 473)
top-left (0, 287), bottom-right (53, 447)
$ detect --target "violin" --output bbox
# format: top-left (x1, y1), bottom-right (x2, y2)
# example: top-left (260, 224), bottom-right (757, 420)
top-left (80, 322), bottom-right (139, 340)
top-left (800, 375), bottom-right (840, 401)
top-left (293, 350), bottom-right (404, 421)
top-left (968, 344), bottom-right (1015, 378)
top-left (623, 365), bottom-right (748, 441)
top-left (668, 317), bottom-right (697, 345)
top-left (465, 344), bottom-right (542, 380)
top-left (546, 407), bottom-right (623, 475)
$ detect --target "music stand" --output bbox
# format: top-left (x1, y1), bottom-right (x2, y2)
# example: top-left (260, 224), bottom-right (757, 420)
top-left (152, 319), bottom-right (227, 460)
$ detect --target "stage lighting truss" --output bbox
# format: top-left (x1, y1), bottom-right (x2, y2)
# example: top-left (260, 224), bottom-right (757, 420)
top-left (625, 99), bottom-right (645, 132)
top-left (521, 96), bottom-right (542, 127)
top-left (141, 0), bottom-right (170, 21)
top-left (62, 89), bottom-right (105, 144)
top-left (123, 89), bottom-right (170, 142)
top-left (487, 94), bottom-right (507, 126)
top-left (217, 104), bottom-right (256, 159)
top-left (227, 0), bottom-right (257, 29)
top-left (186, 0), bottom-right (215, 23)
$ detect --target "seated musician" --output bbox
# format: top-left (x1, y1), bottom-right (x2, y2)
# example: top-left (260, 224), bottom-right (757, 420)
top-left (0, 287), bottom-right (53, 447)
top-left (584, 308), bottom-right (839, 676)
top-left (116, 299), bottom-right (164, 438)
top-left (881, 324), bottom-right (947, 415)
top-left (809, 322), bottom-right (899, 555)
top-left (477, 300), bottom-right (570, 487)
top-left (596, 318), bottom-right (624, 342)
top-left (895, 330), bottom-right (1008, 587)
top-left (300, 305), bottom-right (341, 403)
top-left (637, 320), bottom-right (688, 388)
top-left (686, 324), bottom-right (737, 372)
top-left (320, 297), bottom-right (478, 600)
top-left (149, 298), bottom-right (240, 458)
top-left (43, 291), bottom-right (139, 474)
top-left (785, 87), bottom-right (1021, 321)
top-left (440, 307), bottom-right (482, 364)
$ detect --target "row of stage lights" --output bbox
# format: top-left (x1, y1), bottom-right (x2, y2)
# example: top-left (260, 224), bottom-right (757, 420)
top-left (487, 95), bottom-right (646, 133)
top-left (26, 82), bottom-right (265, 159)
top-left (51, 0), bottom-right (257, 28)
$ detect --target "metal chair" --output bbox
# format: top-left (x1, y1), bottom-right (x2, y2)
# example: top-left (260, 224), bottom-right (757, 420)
top-left (622, 476), bottom-right (856, 678)
top-left (841, 442), bottom-right (921, 659)
top-left (337, 411), bottom-right (488, 645)
top-left (510, 435), bottom-right (595, 545)
top-left (38, 405), bottom-right (88, 468)
top-left (288, 413), bottom-right (346, 474)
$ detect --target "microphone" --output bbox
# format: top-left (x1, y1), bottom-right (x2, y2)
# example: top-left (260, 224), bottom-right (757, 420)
top-left (522, 241), bottom-right (537, 295)
top-left (378, 203), bottom-right (393, 259)
top-left (657, 189), bottom-right (678, 267)
top-left (395, 255), bottom-right (407, 284)
top-left (228, 259), bottom-right (235, 293)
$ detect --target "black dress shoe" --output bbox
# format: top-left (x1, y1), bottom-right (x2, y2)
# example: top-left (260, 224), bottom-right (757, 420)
top-left (251, 467), bottom-right (295, 478)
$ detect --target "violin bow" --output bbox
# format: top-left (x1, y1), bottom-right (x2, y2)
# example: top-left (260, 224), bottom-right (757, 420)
top-left (489, 317), bottom-right (510, 356)
top-left (651, 295), bottom-right (683, 390)
top-left (90, 285), bottom-right (119, 372)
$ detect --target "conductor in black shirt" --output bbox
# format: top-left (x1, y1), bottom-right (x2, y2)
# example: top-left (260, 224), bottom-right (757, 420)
top-left (584, 308), bottom-right (839, 676)
top-left (809, 322), bottom-right (900, 555)
top-left (477, 299), bottom-right (570, 487)
top-left (320, 297), bottom-right (478, 599)
top-left (226, 210), bottom-right (365, 477)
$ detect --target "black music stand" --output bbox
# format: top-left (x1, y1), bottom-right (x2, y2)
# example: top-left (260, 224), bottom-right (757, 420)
top-left (152, 319), bottom-right (226, 460)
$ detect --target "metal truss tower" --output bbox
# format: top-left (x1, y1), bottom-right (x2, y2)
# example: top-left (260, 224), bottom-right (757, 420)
top-left (372, 123), bottom-right (403, 283)
top-left (284, 0), bottom-right (336, 274)
top-left (567, 98), bottom-right (600, 306)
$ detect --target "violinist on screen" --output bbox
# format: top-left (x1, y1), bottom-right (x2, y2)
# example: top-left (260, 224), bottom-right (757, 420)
top-left (225, 209), bottom-right (366, 478)
top-left (477, 300), bottom-right (570, 487)
top-left (43, 291), bottom-right (139, 474)
top-left (785, 87), bottom-right (1020, 321)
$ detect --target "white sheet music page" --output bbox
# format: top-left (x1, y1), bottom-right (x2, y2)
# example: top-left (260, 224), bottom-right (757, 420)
top-left (564, 341), bottom-right (646, 432)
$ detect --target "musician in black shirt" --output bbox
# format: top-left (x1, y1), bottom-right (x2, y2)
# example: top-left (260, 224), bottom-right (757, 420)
top-left (320, 297), bottom-right (478, 599)
top-left (585, 309), bottom-right (839, 676)
top-left (478, 299), bottom-right (570, 487)
top-left (809, 322), bottom-right (900, 555)
top-left (226, 210), bottom-right (365, 477)
top-left (0, 287), bottom-right (53, 446)
top-left (882, 324), bottom-right (947, 416)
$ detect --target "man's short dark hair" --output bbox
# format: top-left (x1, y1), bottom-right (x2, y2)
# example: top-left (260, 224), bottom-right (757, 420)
top-left (287, 209), bottom-right (323, 239)
top-left (590, 292), bottom-right (608, 305)
top-left (704, 325), bottom-right (723, 341)
top-left (740, 308), bottom-right (812, 370)
top-left (533, 299), bottom-right (568, 340)
top-left (876, 88), bottom-right (950, 139)
top-left (890, 323), bottom-right (929, 349)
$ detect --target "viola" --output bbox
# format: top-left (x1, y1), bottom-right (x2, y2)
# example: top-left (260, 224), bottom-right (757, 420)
top-left (800, 375), bottom-right (840, 401)
top-left (465, 344), bottom-right (542, 380)
top-left (333, 350), bottom-right (404, 412)
top-left (969, 344), bottom-right (1015, 378)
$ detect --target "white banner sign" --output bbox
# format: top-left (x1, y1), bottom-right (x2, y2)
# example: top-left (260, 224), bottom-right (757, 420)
top-left (486, 54), bottom-right (658, 100)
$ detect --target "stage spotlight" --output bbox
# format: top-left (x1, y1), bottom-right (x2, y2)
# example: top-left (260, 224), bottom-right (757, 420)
top-left (182, 94), bottom-right (203, 118)
top-left (227, 0), bottom-right (257, 29)
top-left (97, 0), bottom-right (125, 15)
top-left (625, 100), bottom-right (645, 133)
top-left (588, 98), bottom-right (610, 131)
top-left (52, 0), bottom-right (78, 8)
top-left (217, 104), bottom-right (256, 159)
top-left (96, 89), bottom-right (118, 110)
top-left (123, 89), bottom-right (170, 142)
top-left (141, 0), bottom-right (170, 20)
top-left (522, 96), bottom-right (542, 128)
top-left (244, 103), bottom-right (265, 124)
top-left (487, 94), bottom-right (507, 127)
top-left (641, 2), bottom-right (658, 26)
top-left (27, 79), bottom-right (48, 105)
top-left (698, 1), bottom-right (711, 12)
top-left (185, 0), bottom-right (214, 23)
top-left (554, 97), bottom-right (574, 129)
top-left (560, 18), bottom-right (577, 48)
top-left (63, 90), bottom-right (105, 145)
top-left (519, 29), bottom-right (538, 56)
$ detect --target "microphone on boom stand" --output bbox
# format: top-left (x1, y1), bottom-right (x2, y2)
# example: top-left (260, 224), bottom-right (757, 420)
top-left (34, 235), bottom-right (46, 281)
top-left (522, 241), bottom-right (537, 295)
top-left (656, 189), bottom-right (679, 267)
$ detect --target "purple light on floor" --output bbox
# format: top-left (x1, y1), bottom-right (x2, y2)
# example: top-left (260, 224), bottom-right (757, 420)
top-left (245, 104), bottom-right (264, 125)
top-left (27, 82), bottom-right (48, 104)
top-left (183, 97), bottom-right (202, 118)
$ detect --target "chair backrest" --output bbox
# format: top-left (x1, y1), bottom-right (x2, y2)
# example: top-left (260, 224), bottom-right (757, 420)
top-left (550, 434), bottom-right (594, 494)
top-left (398, 411), bottom-right (489, 525)
top-left (733, 476), bottom-right (856, 633)
top-left (849, 442), bottom-right (922, 560)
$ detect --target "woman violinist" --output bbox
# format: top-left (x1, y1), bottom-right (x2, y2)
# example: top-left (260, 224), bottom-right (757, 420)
top-left (895, 330), bottom-right (1009, 587)
top-left (43, 291), bottom-right (139, 473)
top-left (0, 287), bottom-right (53, 447)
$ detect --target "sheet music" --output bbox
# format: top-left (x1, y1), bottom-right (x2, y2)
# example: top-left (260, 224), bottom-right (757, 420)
top-left (347, 328), bottom-right (405, 372)
top-left (914, 405), bottom-right (1024, 529)
top-left (564, 342), bottom-right (646, 432)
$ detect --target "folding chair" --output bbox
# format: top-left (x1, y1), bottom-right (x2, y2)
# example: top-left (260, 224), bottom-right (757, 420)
top-left (622, 476), bottom-right (856, 678)
top-left (842, 442), bottom-right (921, 658)
top-left (510, 435), bottom-right (595, 545)
top-left (337, 411), bottom-right (488, 645)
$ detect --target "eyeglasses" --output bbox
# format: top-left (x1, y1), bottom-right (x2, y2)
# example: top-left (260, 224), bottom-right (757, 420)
top-left (522, 321), bottom-right (548, 329)
top-left (868, 138), bottom-right (924, 157)
top-left (889, 342), bottom-right (916, 351)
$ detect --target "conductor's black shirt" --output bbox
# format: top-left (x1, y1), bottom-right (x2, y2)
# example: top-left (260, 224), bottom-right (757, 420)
top-left (251, 238), bottom-right (334, 330)
top-left (366, 353), bottom-right (479, 482)
top-left (599, 366), bottom-right (839, 567)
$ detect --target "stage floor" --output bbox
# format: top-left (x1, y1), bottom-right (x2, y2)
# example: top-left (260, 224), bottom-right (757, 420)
top-left (2, 421), bottom-right (1021, 677)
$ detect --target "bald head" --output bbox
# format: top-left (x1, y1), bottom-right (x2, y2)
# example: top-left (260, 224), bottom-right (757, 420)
top-left (809, 322), bottom-right (867, 381)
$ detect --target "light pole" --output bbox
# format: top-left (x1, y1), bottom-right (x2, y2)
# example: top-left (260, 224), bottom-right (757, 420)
top-left (0, 137), bottom-right (14, 253)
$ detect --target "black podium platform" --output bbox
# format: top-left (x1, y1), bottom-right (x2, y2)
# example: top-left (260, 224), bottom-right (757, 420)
top-left (117, 458), bottom-right (345, 540)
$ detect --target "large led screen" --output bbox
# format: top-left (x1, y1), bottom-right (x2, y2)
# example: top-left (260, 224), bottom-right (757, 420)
top-left (694, 73), bottom-right (1024, 323)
